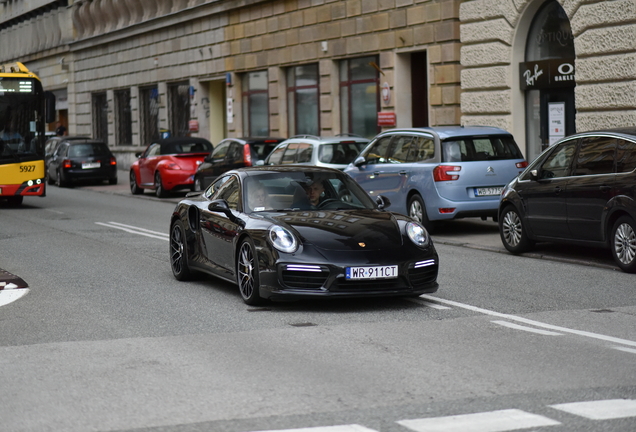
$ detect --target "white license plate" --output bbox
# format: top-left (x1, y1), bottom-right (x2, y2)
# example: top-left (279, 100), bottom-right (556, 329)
top-left (346, 265), bottom-right (398, 280)
top-left (82, 162), bottom-right (101, 169)
top-left (475, 186), bottom-right (503, 196)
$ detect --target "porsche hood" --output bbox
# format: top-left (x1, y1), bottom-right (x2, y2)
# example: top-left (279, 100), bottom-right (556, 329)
top-left (268, 209), bottom-right (404, 251)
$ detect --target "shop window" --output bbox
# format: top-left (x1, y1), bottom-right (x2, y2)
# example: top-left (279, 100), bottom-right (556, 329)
top-left (340, 56), bottom-right (379, 139)
top-left (287, 65), bottom-right (319, 136)
top-left (242, 71), bottom-right (269, 136)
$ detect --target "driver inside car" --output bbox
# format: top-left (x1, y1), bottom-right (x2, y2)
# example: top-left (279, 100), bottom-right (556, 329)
top-left (304, 179), bottom-right (324, 207)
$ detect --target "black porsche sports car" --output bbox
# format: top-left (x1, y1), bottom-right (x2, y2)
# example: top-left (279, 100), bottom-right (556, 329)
top-left (169, 166), bottom-right (439, 304)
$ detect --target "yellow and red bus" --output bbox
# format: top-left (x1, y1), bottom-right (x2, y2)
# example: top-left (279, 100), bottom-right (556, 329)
top-left (0, 62), bottom-right (55, 205)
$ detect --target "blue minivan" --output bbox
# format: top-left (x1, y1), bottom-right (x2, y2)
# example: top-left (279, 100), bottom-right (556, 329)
top-left (344, 126), bottom-right (527, 230)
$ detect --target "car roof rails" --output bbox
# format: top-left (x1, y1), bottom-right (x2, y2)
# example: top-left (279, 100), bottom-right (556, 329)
top-left (289, 135), bottom-right (321, 140)
top-left (335, 133), bottom-right (363, 138)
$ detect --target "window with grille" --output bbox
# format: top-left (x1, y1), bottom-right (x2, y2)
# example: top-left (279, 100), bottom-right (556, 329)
top-left (92, 93), bottom-right (108, 143)
top-left (169, 82), bottom-right (190, 138)
top-left (140, 86), bottom-right (160, 145)
top-left (115, 89), bottom-right (132, 145)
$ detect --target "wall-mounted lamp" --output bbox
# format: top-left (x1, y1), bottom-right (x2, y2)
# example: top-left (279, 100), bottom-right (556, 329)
top-left (321, 41), bottom-right (328, 52)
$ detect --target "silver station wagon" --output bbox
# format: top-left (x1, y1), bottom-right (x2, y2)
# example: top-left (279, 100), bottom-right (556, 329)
top-left (344, 126), bottom-right (527, 230)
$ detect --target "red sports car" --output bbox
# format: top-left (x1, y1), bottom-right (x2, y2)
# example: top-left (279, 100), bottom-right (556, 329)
top-left (130, 137), bottom-right (213, 198)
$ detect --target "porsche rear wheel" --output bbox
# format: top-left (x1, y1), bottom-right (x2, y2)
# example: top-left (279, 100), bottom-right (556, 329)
top-left (170, 219), bottom-right (193, 281)
top-left (130, 171), bottom-right (144, 194)
top-left (155, 172), bottom-right (168, 198)
top-left (237, 239), bottom-right (264, 305)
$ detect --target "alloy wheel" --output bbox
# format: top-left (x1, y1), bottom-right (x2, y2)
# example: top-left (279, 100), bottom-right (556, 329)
top-left (614, 222), bottom-right (636, 265)
top-left (502, 210), bottom-right (522, 247)
top-left (170, 223), bottom-right (185, 276)
top-left (238, 242), bottom-right (255, 300)
top-left (409, 199), bottom-right (423, 223)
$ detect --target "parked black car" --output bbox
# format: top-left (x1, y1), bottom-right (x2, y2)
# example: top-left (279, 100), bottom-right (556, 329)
top-left (44, 135), bottom-right (90, 166)
top-left (193, 137), bottom-right (285, 191)
top-left (499, 127), bottom-right (636, 272)
top-left (170, 166), bottom-right (439, 304)
top-left (47, 138), bottom-right (118, 187)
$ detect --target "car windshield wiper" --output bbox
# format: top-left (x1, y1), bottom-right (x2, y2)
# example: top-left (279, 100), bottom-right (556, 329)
top-left (0, 140), bottom-right (21, 162)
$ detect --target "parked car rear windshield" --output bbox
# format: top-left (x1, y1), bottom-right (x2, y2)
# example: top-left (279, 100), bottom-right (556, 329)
top-left (250, 142), bottom-right (281, 160)
top-left (318, 142), bottom-right (366, 164)
top-left (69, 143), bottom-right (110, 157)
top-left (442, 135), bottom-right (523, 162)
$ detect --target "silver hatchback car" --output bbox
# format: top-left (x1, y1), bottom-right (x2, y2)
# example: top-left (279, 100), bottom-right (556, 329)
top-left (264, 134), bottom-right (369, 170)
top-left (344, 126), bottom-right (527, 230)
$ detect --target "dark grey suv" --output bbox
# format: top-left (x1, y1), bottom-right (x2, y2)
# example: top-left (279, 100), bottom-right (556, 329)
top-left (499, 127), bottom-right (636, 272)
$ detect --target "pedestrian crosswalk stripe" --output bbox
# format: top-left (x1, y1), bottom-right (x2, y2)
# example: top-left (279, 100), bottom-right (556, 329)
top-left (550, 399), bottom-right (636, 420)
top-left (396, 409), bottom-right (560, 432)
top-left (250, 425), bottom-right (378, 432)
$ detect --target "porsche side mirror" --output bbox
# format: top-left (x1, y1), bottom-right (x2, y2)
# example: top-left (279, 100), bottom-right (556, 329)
top-left (208, 199), bottom-right (230, 214)
top-left (208, 199), bottom-right (244, 226)
top-left (376, 195), bottom-right (391, 209)
top-left (353, 156), bottom-right (366, 167)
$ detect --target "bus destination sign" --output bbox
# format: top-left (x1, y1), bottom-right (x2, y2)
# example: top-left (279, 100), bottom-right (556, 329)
top-left (0, 78), bottom-right (34, 94)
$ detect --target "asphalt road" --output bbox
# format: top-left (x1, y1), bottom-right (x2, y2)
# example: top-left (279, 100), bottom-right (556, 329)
top-left (0, 174), bottom-right (634, 432)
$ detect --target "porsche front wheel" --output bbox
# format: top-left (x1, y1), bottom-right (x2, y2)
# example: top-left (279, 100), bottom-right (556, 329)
top-left (170, 220), bottom-right (193, 281)
top-left (237, 239), bottom-right (264, 305)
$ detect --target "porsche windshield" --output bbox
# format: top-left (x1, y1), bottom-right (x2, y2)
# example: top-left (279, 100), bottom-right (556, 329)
top-left (243, 170), bottom-right (376, 213)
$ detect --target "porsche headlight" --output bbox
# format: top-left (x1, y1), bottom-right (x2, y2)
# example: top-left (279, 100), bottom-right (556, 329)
top-left (406, 221), bottom-right (429, 247)
top-left (269, 225), bottom-right (298, 253)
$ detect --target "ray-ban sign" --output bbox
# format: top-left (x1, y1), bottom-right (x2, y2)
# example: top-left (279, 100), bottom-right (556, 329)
top-left (520, 59), bottom-right (575, 90)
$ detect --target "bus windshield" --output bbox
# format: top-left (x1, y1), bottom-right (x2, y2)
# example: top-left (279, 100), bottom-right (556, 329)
top-left (0, 77), bottom-right (45, 163)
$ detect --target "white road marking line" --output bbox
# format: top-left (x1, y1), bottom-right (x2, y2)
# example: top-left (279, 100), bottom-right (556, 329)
top-left (397, 409), bottom-right (560, 432)
top-left (105, 221), bottom-right (169, 236)
top-left (95, 222), bottom-right (169, 241)
top-left (550, 399), bottom-right (636, 420)
top-left (406, 298), bottom-right (451, 309)
top-left (491, 320), bottom-right (563, 336)
top-left (0, 288), bottom-right (29, 307)
top-left (251, 425), bottom-right (378, 432)
top-left (612, 346), bottom-right (636, 354)
top-left (420, 295), bottom-right (636, 349)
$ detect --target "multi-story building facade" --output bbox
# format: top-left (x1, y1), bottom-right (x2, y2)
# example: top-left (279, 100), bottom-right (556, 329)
top-left (1, 0), bottom-right (634, 168)
top-left (461, 0), bottom-right (636, 162)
